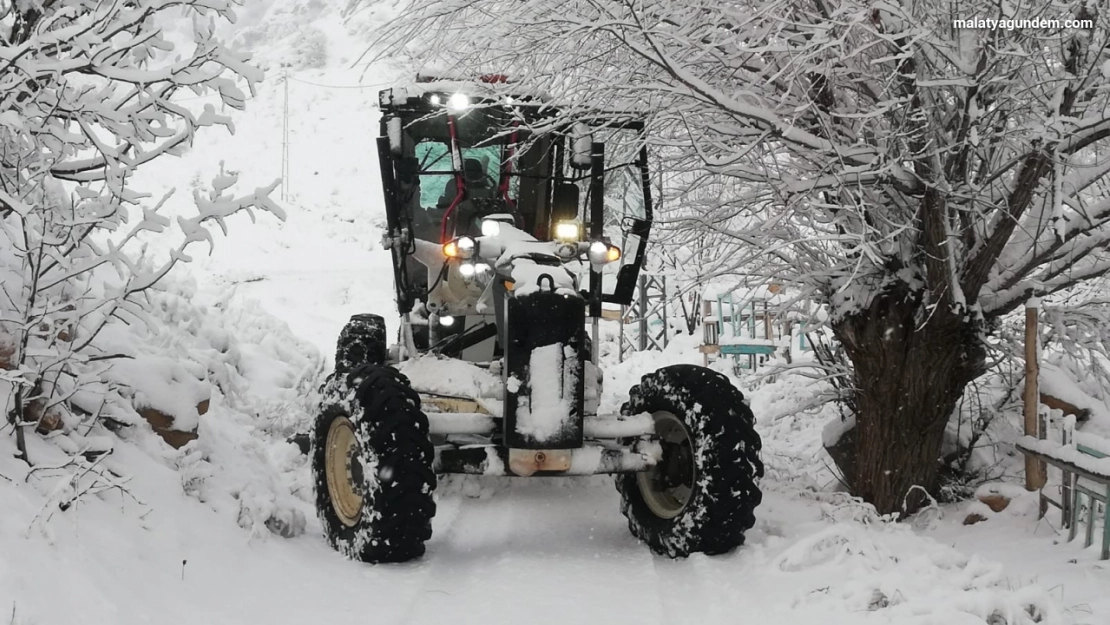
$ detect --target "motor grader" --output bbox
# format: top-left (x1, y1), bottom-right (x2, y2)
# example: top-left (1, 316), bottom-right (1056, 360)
top-left (311, 75), bottom-right (764, 562)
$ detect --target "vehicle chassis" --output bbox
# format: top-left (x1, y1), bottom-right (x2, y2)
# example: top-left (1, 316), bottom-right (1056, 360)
top-left (376, 78), bottom-right (658, 480)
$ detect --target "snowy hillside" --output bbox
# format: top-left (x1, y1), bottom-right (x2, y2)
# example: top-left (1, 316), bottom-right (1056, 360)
top-left (128, 0), bottom-right (405, 354)
top-left (2, 2), bottom-right (1110, 624)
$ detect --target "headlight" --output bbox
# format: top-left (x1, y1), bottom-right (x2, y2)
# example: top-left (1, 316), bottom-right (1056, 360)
top-left (481, 219), bottom-right (501, 237)
top-left (459, 262), bottom-right (477, 278)
top-left (587, 241), bottom-right (608, 263)
top-left (587, 241), bottom-right (622, 264)
top-left (554, 220), bottom-right (581, 242)
top-left (456, 236), bottom-right (476, 258)
top-left (429, 94), bottom-right (441, 105)
top-left (439, 315), bottom-right (455, 327)
top-left (447, 93), bottom-right (470, 111)
top-left (445, 236), bottom-right (477, 259)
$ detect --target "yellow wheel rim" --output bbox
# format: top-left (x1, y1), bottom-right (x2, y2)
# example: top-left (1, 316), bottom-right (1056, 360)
top-left (325, 417), bottom-right (363, 527)
top-left (637, 411), bottom-right (696, 519)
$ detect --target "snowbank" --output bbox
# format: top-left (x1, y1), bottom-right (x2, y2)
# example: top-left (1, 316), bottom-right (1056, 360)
top-left (0, 270), bottom-right (324, 622)
top-left (769, 521), bottom-right (1062, 623)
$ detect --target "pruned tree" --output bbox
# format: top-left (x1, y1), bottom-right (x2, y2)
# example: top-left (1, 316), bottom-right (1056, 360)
top-left (369, 0), bottom-right (1110, 513)
top-left (1, 0), bottom-right (281, 463)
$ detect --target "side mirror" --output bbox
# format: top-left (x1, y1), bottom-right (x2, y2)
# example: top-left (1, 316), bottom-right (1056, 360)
top-left (551, 183), bottom-right (580, 222)
top-left (569, 122), bottom-right (593, 171)
top-left (604, 218), bottom-right (649, 305)
top-left (610, 265), bottom-right (638, 303)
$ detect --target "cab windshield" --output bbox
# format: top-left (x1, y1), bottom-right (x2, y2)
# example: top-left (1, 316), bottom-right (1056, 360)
top-left (414, 142), bottom-right (520, 210)
top-left (395, 115), bottom-right (551, 242)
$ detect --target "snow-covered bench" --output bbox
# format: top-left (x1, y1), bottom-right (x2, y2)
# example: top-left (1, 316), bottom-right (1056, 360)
top-left (699, 291), bottom-right (809, 371)
top-left (1016, 432), bottom-right (1110, 559)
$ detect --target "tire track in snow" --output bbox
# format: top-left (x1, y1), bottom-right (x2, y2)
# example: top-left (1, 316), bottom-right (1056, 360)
top-left (647, 533), bottom-right (774, 624)
top-left (649, 551), bottom-right (720, 625)
top-left (392, 479), bottom-right (520, 625)
top-left (394, 477), bottom-right (665, 625)
top-left (344, 490), bottom-right (466, 624)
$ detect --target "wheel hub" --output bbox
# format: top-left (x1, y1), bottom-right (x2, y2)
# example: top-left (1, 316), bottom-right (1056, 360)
top-left (325, 417), bottom-right (363, 527)
top-left (636, 411), bottom-right (696, 519)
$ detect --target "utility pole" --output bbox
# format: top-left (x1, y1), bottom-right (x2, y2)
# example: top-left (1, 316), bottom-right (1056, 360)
top-left (1024, 295), bottom-right (1046, 491)
top-left (282, 70), bottom-right (290, 201)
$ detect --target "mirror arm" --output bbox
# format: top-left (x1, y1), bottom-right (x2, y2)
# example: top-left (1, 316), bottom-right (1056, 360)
top-left (588, 142), bottom-right (605, 318)
top-left (638, 145), bottom-right (654, 223)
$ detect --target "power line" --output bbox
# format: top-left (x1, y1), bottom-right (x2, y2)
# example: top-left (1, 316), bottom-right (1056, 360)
top-left (168, 92), bottom-right (222, 103)
top-left (278, 74), bottom-right (388, 200)
top-left (282, 70), bottom-right (290, 202)
top-left (169, 73), bottom-right (384, 104)
top-left (164, 73), bottom-right (384, 202)
top-left (286, 76), bottom-right (386, 90)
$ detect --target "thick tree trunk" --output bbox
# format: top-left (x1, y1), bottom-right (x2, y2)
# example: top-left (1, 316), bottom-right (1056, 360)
top-left (833, 287), bottom-right (984, 515)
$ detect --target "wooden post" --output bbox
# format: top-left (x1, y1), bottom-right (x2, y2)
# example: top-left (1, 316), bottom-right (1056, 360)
top-left (1025, 297), bottom-right (1046, 491)
top-left (1062, 422), bottom-right (1073, 529)
top-left (783, 320), bottom-right (793, 364)
top-left (763, 300), bottom-right (772, 341)
top-left (1038, 411), bottom-right (1048, 517)
top-left (701, 298), bottom-right (715, 368)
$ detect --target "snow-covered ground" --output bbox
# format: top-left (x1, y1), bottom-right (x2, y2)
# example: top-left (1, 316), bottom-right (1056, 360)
top-left (4, 339), bottom-right (1106, 624)
top-left (3, 2), bottom-right (1110, 624)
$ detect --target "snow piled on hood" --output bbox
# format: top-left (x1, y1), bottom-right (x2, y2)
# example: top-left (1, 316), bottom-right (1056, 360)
top-left (398, 354), bottom-right (503, 401)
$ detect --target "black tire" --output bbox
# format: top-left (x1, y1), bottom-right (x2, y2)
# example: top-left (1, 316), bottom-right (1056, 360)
top-left (312, 364), bottom-right (436, 563)
top-left (335, 314), bottom-right (388, 374)
top-left (616, 365), bottom-right (763, 557)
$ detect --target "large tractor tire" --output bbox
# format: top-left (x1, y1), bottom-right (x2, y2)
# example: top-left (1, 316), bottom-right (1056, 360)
top-left (312, 363), bottom-right (436, 563)
top-left (616, 365), bottom-right (763, 557)
top-left (335, 314), bottom-right (388, 373)
top-left (290, 314), bottom-right (389, 455)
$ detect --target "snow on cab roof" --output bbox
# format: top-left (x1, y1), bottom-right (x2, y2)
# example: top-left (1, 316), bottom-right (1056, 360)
top-left (383, 72), bottom-right (552, 104)
top-left (383, 73), bottom-right (648, 125)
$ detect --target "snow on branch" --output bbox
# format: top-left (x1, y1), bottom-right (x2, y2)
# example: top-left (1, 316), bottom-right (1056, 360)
top-left (370, 0), bottom-right (1110, 329)
top-left (0, 0), bottom-right (278, 464)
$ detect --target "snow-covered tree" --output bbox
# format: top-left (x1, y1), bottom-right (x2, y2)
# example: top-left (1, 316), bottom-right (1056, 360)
top-left (371, 0), bottom-right (1110, 513)
top-left (1, 0), bottom-right (281, 462)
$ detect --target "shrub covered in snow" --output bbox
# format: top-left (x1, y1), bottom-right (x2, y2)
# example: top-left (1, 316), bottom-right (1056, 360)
top-left (7, 270), bottom-right (322, 541)
top-left (0, 0), bottom-right (282, 463)
top-left (0, 0), bottom-right (329, 547)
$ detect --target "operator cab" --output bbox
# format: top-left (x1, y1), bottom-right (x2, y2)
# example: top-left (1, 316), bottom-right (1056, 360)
top-left (381, 82), bottom-right (557, 240)
top-left (377, 75), bottom-right (652, 357)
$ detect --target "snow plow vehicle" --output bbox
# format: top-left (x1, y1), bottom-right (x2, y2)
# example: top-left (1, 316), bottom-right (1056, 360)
top-left (311, 76), bottom-right (763, 563)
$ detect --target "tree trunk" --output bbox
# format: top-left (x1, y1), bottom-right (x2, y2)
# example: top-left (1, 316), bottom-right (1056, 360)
top-left (834, 287), bottom-right (984, 515)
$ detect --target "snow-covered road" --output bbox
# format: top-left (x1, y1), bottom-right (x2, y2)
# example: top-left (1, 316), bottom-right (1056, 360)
top-left (385, 480), bottom-right (689, 625)
top-left (6, 443), bottom-right (1088, 625)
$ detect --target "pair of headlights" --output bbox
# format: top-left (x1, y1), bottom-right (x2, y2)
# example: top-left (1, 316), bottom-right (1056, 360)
top-left (553, 220), bottom-right (621, 264)
top-left (443, 236), bottom-right (478, 260)
top-left (443, 222), bottom-right (620, 266)
top-left (427, 92), bottom-right (470, 112)
top-left (428, 93), bottom-right (517, 112)
top-left (442, 236), bottom-right (490, 279)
